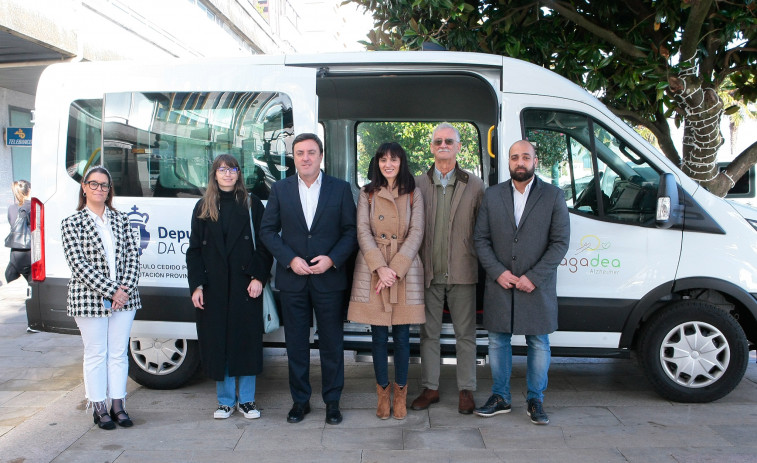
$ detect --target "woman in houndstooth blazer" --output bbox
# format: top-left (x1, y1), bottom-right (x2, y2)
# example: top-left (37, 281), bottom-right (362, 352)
top-left (61, 166), bottom-right (141, 430)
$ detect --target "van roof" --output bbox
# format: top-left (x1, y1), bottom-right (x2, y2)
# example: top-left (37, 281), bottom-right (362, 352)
top-left (284, 50), bottom-right (596, 105)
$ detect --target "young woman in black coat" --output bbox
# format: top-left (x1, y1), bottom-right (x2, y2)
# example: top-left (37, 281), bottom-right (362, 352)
top-left (186, 154), bottom-right (273, 420)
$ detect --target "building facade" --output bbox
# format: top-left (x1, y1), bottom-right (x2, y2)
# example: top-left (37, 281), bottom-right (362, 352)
top-left (0, 0), bottom-right (369, 210)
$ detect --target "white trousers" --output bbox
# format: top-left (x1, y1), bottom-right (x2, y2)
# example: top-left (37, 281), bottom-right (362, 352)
top-left (75, 309), bottom-right (136, 402)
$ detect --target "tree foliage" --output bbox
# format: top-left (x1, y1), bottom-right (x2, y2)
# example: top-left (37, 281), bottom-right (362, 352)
top-left (356, 122), bottom-right (481, 184)
top-left (349, 0), bottom-right (757, 196)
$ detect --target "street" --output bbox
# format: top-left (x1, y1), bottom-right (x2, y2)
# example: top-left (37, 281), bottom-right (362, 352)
top-left (1, 277), bottom-right (756, 462)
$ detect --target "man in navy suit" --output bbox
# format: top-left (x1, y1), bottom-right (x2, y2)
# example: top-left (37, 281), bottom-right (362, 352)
top-left (260, 133), bottom-right (357, 425)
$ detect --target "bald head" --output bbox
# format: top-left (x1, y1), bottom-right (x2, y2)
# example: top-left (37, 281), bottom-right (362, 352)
top-left (509, 140), bottom-right (536, 157)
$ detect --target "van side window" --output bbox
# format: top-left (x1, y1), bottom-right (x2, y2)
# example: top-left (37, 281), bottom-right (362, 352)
top-left (65, 92), bottom-right (296, 199)
top-left (66, 100), bottom-right (103, 182)
top-left (355, 122), bottom-right (482, 185)
top-left (524, 109), bottom-right (660, 226)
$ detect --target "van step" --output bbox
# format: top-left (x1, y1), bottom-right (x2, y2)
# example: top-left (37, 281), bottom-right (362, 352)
top-left (354, 352), bottom-right (486, 365)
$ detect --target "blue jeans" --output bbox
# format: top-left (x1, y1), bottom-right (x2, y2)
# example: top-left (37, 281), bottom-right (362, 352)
top-left (371, 324), bottom-right (410, 387)
top-left (217, 370), bottom-right (256, 407)
top-left (488, 331), bottom-right (550, 402)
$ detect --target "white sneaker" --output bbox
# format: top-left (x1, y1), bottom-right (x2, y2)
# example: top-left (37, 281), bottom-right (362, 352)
top-left (214, 404), bottom-right (234, 419)
top-left (238, 402), bottom-right (261, 419)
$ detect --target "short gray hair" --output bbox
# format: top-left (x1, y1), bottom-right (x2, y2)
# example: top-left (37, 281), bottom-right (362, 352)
top-left (431, 122), bottom-right (460, 142)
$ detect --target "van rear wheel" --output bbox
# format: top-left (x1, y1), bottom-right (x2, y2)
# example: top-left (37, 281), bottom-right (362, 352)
top-left (128, 338), bottom-right (200, 389)
top-left (639, 300), bottom-right (748, 403)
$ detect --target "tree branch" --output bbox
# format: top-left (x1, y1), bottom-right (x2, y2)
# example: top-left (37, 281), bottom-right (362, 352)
top-left (724, 46), bottom-right (757, 71)
top-left (540, 0), bottom-right (647, 59)
top-left (679, 0), bottom-right (714, 62)
top-left (708, 141), bottom-right (757, 196)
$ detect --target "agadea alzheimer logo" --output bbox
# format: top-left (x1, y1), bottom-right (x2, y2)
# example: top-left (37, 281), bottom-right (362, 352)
top-left (560, 235), bottom-right (621, 275)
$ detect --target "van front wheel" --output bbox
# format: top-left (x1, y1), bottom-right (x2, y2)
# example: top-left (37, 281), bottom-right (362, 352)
top-left (639, 301), bottom-right (749, 403)
top-left (128, 338), bottom-right (200, 389)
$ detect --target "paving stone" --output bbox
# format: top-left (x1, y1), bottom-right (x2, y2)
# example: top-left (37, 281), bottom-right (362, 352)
top-left (619, 446), bottom-right (757, 463)
top-left (611, 403), bottom-right (757, 426)
top-left (709, 424), bottom-right (757, 447)
top-left (0, 390), bottom-right (21, 405)
top-left (51, 449), bottom-right (124, 463)
top-left (548, 389), bottom-right (667, 407)
top-left (563, 424), bottom-right (732, 448)
top-left (404, 427), bottom-right (485, 450)
top-left (564, 373), bottom-right (649, 391)
top-left (479, 423), bottom-right (567, 449)
top-left (1, 390), bottom-right (67, 407)
top-left (68, 427), bottom-right (244, 452)
top-left (336, 407), bottom-right (428, 429)
top-left (114, 449), bottom-right (363, 463)
top-left (363, 449), bottom-right (504, 463)
top-left (496, 448), bottom-right (629, 462)
top-left (0, 405), bottom-right (44, 426)
top-left (0, 377), bottom-right (83, 391)
top-left (323, 426), bottom-right (404, 450)
top-left (236, 426), bottom-right (325, 450)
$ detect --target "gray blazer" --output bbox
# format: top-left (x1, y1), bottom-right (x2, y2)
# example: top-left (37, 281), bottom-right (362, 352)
top-left (473, 176), bottom-right (570, 334)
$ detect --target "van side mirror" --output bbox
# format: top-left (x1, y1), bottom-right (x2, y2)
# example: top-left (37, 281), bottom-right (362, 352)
top-left (656, 172), bottom-right (683, 229)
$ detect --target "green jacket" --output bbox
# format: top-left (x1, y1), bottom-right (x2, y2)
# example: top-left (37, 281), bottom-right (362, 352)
top-left (415, 163), bottom-right (485, 287)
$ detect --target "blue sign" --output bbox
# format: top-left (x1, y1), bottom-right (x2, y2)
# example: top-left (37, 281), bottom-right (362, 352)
top-left (6, 127), bottom-right (32, 146)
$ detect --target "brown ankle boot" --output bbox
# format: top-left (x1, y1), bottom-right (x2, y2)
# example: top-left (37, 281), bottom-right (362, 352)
top-left (376, 383), bottom-right (391, 419)
top-left (393, 383), bottom-right (408, 420)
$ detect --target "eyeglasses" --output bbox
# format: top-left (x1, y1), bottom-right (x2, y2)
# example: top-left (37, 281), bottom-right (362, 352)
top-left (85, 181), bottom-right (111, 191)
top-left (217, 167), bottom-right (239, 175)
top-left (432, 138), bottom-right (458, 146)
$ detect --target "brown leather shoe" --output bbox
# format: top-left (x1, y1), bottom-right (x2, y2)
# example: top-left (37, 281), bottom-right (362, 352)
top-left (458, 390), bottom-right (475, 414)
top-left (410, 388), bottom-right (440, 410)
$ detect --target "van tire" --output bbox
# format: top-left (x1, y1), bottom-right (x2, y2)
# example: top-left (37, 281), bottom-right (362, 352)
top-left (638, 300), bottom-right (749, 403)
top-left (128, 338), bottom-right (200, 389)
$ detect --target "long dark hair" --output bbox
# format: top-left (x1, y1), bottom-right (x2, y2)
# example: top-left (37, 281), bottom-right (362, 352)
top-left (364, 142), bottom-right (415, 196)
top-left (198, 154), bottom-right (248, 221)
top-left (77, 167), bottom-right (115, 211)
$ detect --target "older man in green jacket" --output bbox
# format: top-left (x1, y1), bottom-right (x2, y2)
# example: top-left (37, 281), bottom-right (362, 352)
top-left (411, 122), bottom-right (485, 414)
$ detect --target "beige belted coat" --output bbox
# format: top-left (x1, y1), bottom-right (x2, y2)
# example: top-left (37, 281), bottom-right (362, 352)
top-left (348, 186), bottom-right (426, 326)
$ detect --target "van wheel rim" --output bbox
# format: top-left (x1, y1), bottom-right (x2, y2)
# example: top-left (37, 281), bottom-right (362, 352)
top-left (130, 338), bottom-right (187, 376)
top-left (659, 321), bottom-right (730, 388)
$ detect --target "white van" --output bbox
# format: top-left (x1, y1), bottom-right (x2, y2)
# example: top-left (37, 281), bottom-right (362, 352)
top-left (26, 52), bottom-right (757, 402)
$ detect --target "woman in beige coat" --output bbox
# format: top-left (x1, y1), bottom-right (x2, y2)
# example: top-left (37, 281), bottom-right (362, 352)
top-left (348, 142), bottom-right (425, 420)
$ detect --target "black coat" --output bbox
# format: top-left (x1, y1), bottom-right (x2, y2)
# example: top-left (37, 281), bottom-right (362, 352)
top-left (186, 194), bottom-right (273, 380)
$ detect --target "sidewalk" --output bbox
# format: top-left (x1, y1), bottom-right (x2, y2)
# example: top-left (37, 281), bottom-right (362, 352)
top-left (1, 280), bottom-right (756, 462)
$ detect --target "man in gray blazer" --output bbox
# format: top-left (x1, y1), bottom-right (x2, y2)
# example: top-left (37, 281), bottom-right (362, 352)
top-left (472, 140), bottom-right (570, 425)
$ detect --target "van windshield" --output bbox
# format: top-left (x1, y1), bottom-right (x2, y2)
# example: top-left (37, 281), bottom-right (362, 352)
top-left (65, 91), bottom-right (296, 199)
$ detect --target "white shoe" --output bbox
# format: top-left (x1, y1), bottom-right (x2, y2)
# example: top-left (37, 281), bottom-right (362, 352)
top-left (214, 404), bottom-right (234, 419)
top-left (238, 402), bottom-right (261, 419)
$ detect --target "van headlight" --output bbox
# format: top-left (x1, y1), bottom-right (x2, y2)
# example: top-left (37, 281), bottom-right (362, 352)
top-left (746, 219), bottom-right (757, 232)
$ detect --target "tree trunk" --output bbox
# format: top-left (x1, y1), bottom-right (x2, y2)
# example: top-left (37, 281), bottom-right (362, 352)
top-left (669, 68), bottom-right (724, 193)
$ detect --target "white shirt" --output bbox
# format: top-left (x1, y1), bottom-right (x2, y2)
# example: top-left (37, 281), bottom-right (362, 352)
top-left (512, 177), bottom-right (535, 228)
top-left (298, 171), bottom-right (322, 229)
top-left (85, 207), bottom-right (117, 280)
